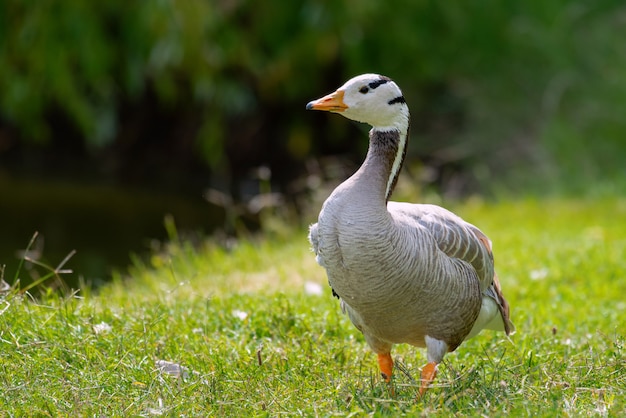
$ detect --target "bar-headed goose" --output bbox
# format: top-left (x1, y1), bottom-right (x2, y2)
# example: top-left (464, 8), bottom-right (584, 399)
top-left (306, 74), bottom-right (515, 396)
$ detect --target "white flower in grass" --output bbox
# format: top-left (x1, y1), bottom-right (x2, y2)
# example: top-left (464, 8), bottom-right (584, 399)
top-left (530, 268), bottom-right (548, 280)
top-left (304, 281), bottom-right (323, 296)
top-left (232, 309), bottom-right (248, 320)
top-left (93, 322), bottom-right (112, 335)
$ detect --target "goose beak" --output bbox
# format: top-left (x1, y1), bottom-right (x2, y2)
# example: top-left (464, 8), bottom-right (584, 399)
top-left (306, 89), bottom-right (348, 112)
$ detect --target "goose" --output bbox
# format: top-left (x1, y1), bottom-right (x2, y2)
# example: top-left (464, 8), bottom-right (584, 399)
top-left (306, 74), bottom-right (515, 396)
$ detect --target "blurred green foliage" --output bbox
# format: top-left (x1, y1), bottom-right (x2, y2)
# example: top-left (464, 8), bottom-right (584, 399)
top-left (1, 0), bottom-right (625, 192)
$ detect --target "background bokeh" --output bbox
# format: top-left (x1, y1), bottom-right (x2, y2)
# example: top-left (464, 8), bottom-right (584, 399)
top-left (1, 1), bottom-right (625, 285)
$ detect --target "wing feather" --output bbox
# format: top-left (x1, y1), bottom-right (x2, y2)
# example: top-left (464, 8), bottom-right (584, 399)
top-left (388, 202), bottom-right (514, 335)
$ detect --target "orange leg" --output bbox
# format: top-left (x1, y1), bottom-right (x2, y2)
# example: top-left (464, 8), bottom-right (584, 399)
top-left (377, 352), bottom-right (394, 382)
top-left (418, 362), bottom-right (438, 397)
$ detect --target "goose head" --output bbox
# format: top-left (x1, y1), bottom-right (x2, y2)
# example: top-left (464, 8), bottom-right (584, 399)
top-left (306, 74), bottom-right (409, 131)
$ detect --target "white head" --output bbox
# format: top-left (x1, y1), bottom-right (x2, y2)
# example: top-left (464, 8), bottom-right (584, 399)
top-left (306, 74), bottom-right (409, 130)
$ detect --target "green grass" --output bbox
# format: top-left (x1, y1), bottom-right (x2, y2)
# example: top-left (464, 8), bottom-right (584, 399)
top-left (1, 197), bottom-right (625, 416)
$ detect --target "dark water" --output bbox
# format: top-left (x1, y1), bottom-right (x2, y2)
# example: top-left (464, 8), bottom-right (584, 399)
top-left (0, 176), bottom-right (224, 290)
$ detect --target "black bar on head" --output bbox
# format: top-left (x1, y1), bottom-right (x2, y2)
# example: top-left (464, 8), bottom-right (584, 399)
top-left (369, 79), bottom-right (390, 89)
top-left (388, 96), bottom-right (406, 105)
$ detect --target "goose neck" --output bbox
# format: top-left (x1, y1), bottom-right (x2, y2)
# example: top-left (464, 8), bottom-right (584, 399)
top-left (359, 126), bottom-right (409, 202)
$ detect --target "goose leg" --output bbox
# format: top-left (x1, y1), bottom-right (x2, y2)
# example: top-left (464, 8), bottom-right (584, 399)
top-left (419, 336), bottom-right (448, 397)
top-left (419, 362), bottom-right (438, 396)
top-left (377, 351), bottom-right (395, 396)
top-left (377, 352), bottom-right (394, 382)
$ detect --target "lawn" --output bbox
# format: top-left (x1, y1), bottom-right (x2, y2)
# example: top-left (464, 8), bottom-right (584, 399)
top-left (1, 197), bottom-right (625, 416)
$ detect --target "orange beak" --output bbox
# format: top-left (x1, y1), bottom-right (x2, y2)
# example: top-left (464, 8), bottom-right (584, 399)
top-left (306, 89), bottom-right (348, 112)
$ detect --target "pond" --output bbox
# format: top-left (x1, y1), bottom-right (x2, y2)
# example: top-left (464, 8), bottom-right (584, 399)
top-left (0, 175), bottom-right (224, 290)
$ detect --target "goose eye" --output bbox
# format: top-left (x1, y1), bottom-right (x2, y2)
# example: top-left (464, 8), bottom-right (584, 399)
top-left (359, 86), bottom-right (369, 94)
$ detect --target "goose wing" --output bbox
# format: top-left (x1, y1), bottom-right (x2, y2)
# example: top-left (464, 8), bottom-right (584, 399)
top-left (388, 202), bottom-right (514, 335)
